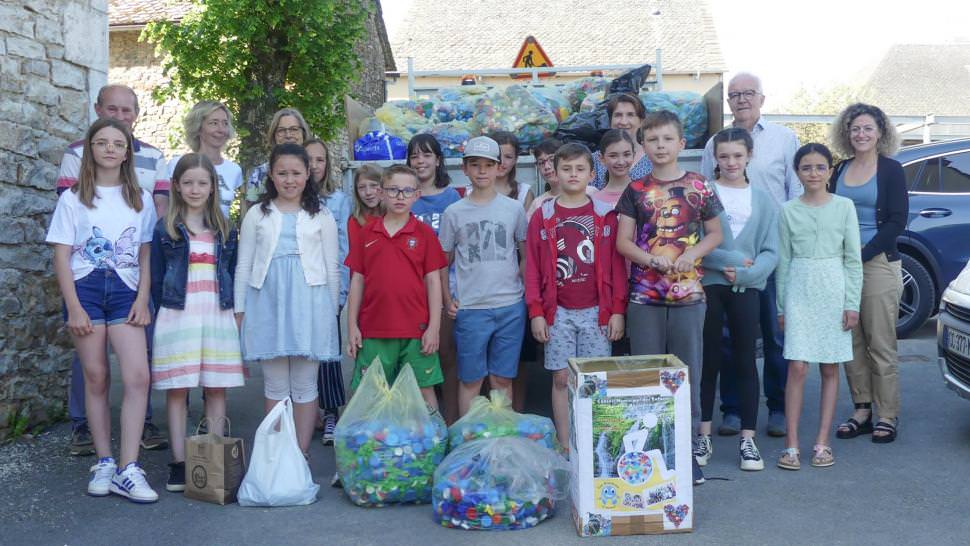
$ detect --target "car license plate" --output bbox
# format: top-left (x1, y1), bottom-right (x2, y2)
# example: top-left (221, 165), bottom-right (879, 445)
top-left (947, 328), bottom-right (970, 360)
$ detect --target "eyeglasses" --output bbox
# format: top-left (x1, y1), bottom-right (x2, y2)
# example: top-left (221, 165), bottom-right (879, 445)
top-left (91, 139), bottom-right (128, 151)
top-left (536, 158), bottom-right (554, 167)
top-left (727, 90), bottom-right (761, 102)
top-left (275, 126), bottom-right (303, 136)
top-left (381, 186), bottom-right (418, 199)
top-left (850, 125), bottom-right (878, 135)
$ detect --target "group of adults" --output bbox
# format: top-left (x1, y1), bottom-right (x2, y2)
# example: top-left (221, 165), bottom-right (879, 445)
top-left (57, 70), bottom-right (907, 457)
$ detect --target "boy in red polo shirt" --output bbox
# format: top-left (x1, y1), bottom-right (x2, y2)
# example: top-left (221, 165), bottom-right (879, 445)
top-left (345, 165), bottom-right (448, 407)
top-left (525, 143), bottom-right (627, 449)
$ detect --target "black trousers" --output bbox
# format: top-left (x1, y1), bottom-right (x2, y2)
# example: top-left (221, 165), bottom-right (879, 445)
top-left (701, 284), bottom-right (761, 430)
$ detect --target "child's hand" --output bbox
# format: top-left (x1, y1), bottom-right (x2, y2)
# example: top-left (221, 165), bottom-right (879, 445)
top-left (777, 315), bottom-right (785, 331)
top-left (743, 258), bottom-right (754, 267)
top-left (531, 316), bottom-right (549, 343)
top-left (235, 313), bottom-right (244, 331)
top-left (723, 266), bottom-right (737, 283)
top-left (673, 251), bottom-right (697, 273)
top-left (446, 299), bottom-right (459, 320)
top-left (607, 314), bottom-right (625, 342)
top-left (421, 325), bottom-right (439, 355)
top-left (127, 299), bottom-right (151, 327)
top-left (651, 255), bottom-right (673, 273)
top-left (66, 306), bottom-right (94, 337)
top-left (347, 324), bottom-right (363, 358)
top-left (843, 310), bottom-right (859, 331)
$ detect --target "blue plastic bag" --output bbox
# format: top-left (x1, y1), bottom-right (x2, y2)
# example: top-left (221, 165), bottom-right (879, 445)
top-left (354, 130), bottom-right (406, 160)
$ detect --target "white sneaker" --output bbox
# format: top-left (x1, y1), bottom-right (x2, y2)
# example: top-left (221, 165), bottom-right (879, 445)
top-left (110, 462), bottom-right (159, 503)
top-left (87, 457), bottom-right (116, 497)
top-left (693, 434), bottom-right (712, 466)
top-left (739, 437), bottom-right (765, 471)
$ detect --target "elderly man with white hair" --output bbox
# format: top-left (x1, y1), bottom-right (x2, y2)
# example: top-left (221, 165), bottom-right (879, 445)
top-left (699, 72), bottom-right (801, 440)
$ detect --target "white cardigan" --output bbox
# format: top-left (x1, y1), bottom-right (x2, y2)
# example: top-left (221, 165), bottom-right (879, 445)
top-left (234, 200), bottom-right (340, 313)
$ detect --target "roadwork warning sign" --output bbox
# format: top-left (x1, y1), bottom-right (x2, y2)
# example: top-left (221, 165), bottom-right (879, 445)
top-left (512, 35), bottom-right (554, 78)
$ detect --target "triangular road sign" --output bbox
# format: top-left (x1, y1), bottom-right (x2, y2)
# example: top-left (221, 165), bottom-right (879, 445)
top-left (512, 35), bottom-right (555, 78)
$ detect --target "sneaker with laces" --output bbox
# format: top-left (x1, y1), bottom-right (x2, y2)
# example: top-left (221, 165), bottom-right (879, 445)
top-left (739, 437), bottom-right (764, 471)
top-left (110, 462), bottom-right (159, 503)
top-left (321, 411), bottom-right (337, 446)
top-left (166, 461), bottom-right (186, 492)
top-left (140, 422), bottom-right (169, 451)
top-left (330, 472), bottom-right (342, 489)
top-left (693, 434), bottom-right (713, 466)
top-left (87, 457), bottom-right (116, 496)
top-left (71, 424), bottom-right (96, 457)
top-left (692, 457), bottom-right (705, 485)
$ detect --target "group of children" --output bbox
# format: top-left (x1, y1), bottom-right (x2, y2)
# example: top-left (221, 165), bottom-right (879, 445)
top-left (48, 99), bottom-right (864, 503)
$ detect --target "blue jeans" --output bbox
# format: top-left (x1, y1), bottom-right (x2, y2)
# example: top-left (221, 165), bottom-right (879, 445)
top-left (67, 271), bottom-right (155, 428)
top-left (719, 275), bottom-right (788, 415)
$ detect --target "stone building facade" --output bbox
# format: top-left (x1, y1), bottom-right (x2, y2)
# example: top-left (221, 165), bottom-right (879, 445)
top-left (109, 0), bottom-right (395, 162)
top-left (0, 1), bottom-right (108, 440)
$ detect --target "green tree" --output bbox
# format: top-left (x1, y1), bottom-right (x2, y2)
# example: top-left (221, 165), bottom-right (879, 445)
top-left (144, 0), bottom-right (369, 172)
top-left (778, 84), bottom-right (861, 158)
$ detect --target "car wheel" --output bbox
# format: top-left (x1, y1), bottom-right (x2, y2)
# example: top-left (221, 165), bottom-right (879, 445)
top-left (897, 253), bottom-right (934, 339)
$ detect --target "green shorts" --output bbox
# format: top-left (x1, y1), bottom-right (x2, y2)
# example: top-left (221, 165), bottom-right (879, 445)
top-left (352, 338), bottom-right (443, 390)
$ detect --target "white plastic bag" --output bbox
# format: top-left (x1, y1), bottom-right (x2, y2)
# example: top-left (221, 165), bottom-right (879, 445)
top-left (238, 397), bottom-right (319, 506)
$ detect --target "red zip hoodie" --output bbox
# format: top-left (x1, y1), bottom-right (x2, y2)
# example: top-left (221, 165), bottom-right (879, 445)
top-left (525, 196), bottom-right (628, 326)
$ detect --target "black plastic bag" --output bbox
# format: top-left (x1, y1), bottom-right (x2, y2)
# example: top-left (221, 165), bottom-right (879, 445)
top-left (554, 110), bottom-right (610, 151)
top-left (609, 64), bottom-right (652, 95)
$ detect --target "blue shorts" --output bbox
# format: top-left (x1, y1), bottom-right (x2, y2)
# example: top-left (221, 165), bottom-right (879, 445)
top-left (454, 301), bottom-right (526, 382)
top-left (63, 269), bottom-right (137, 326)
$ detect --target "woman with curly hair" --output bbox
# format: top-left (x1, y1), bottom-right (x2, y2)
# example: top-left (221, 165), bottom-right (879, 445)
top-left (829, 103), bottom-right (907, 444)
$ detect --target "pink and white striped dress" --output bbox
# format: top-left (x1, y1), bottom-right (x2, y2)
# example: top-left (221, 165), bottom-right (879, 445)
top-left (152, 231), bottom-right (244, 390)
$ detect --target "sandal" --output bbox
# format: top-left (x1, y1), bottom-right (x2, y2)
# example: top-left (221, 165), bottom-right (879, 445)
top-left (811, 445), bottom-right (834, 467)
top-left (777, 448), bottom-right (800, 471)
top-left (836, 402), bottom-right (872, 439)
top-left (872, 418), bottom-right (898, 444)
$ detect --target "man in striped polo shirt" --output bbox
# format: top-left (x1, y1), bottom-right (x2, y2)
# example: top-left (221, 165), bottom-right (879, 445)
top-left (56, 84), bottom-right (169, 456)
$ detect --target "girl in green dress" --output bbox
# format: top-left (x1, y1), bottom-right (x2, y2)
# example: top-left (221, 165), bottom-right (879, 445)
top-left (776, 144), bottom-right (863, 470)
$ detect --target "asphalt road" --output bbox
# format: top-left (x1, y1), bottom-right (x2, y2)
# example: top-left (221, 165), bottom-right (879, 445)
top-left (2, 319), bottom-right (969, 545)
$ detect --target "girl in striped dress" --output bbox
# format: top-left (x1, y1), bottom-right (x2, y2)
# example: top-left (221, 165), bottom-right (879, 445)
top-left (150, 153), bottom-right (244, 493)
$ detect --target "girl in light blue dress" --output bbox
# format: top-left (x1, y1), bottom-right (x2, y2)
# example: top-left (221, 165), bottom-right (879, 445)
top-left (776, 143), bottom-right (862, 471)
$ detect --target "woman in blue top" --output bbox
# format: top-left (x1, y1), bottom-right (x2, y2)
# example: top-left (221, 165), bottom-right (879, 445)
top-left (830, 103), bottom-right (907, 444)
top-left (407, 134), bottom-right (461, 424)
top-left (306, 138), bottom-right (351, 444)
top-left (592, 93), bottom-right (652, 189)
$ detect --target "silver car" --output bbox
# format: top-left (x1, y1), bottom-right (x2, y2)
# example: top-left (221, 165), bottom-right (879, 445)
top-left (938, 263), bottom-right (970, 399)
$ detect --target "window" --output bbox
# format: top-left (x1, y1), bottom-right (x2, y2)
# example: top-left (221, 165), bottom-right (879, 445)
top-left (940, 151), bottom-right (970, 193)
top-left (903, 161), bottom-right (924, 191)
top-left (909, 158), bottom-right (939, 193)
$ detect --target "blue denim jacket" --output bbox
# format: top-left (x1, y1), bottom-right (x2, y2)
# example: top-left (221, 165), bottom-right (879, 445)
top-left (150, 220), bottom-right (237, 310)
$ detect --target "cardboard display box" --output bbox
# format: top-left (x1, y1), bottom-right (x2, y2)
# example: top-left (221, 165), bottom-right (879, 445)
top-left (568, 355), bottom-right (693, 536)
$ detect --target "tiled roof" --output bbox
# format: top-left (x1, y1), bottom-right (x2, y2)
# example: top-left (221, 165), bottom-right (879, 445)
top-left (108, 0), bottom-right (192, 27)
top-left (390, 0), bottom-right (725, 74)
top-left (863, 44), bottom-right (970, 116)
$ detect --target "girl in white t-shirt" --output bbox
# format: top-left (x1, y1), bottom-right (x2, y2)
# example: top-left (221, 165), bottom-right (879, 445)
top-left (46, 118), bottom-right (159, 503)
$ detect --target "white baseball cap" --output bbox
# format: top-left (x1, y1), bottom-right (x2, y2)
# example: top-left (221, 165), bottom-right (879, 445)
top-left (463, 136), bottom-right (500, 162)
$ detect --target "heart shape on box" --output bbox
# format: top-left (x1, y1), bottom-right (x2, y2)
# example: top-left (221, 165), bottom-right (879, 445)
top-left (664, 503), bottom-right (689, 528)
top-left (660, 370), bottom-right (685, 395)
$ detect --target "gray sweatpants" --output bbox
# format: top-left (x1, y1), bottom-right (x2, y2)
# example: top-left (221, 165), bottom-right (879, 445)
top-left (628, 302), bottom-right (705, 436)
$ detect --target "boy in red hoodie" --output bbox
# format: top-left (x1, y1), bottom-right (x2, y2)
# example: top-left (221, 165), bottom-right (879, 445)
top-left (525, 142), bottom-right (627, 450)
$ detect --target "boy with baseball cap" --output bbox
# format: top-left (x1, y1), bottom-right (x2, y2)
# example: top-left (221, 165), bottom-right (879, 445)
top-left (439, 137), bottom-right (528, 416)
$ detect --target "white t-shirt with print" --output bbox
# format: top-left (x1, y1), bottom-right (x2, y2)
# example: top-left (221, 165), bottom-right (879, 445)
top-left (46, 185), bottom-right (157, 291)
top-left (715, 183), bottom-right (752, 238)
top-left (166, 155), bottom-right (244, 216)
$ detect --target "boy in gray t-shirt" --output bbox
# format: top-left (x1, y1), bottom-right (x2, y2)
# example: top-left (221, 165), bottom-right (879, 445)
top-left (439, 137), bottom-right (527, 417)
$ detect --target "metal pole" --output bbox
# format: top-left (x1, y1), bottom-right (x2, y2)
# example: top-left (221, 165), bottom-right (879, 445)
top-left (655, 48), bottom-right (663, 91)
top-left (408, 57), bottom-right (416, 101)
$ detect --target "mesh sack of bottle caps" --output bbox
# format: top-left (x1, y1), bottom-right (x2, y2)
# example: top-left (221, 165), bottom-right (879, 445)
top-left (374, 103), bottom-right (434, 143)
top-left (433, 86), bottom-right (487, 123)
top-left (448, 390), bottom-right (558, 451)
top-left (561, 77), bottom-right (610, 112)
top-left (422, 121), bottom-right (474, 158)
top-left (639, 91), bottom-right (709, 148)
top-left (334, 362), bottom-right (448, 507)
top-left (527, 86), bottom-right (572, 123)
top-left (432, 437), bottom-right (571, 530)
top-left (471, 85), bottom-right (558, 149)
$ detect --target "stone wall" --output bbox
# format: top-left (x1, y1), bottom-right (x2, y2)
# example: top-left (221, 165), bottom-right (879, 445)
top-left (0, 1), bottom-right (108, 440)
top-left (109, 29), bottom-right (188, 158)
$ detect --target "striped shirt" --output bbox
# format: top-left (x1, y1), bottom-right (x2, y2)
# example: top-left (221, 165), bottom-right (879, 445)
top-left (56, 138), bottom-right (168, 196)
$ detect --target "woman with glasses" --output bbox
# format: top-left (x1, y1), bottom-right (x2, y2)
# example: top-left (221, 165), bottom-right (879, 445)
top-left (591, 93), bottom-right (652, 189)
top-left (829, 103), bottom-right (908, 444)
top-left (244, 108), bottom-right (311, 204)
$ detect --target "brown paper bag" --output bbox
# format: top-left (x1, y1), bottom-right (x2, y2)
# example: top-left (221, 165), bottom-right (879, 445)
top-left (184, 418), bottom-right (246, 505)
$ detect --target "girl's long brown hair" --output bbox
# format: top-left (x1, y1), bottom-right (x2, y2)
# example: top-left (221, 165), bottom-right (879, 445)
top-left (165, 153), bottom-right (231, 241)
top-left (74, 118), bottom-right (143, 211)
top-left (351, 164), bottom-right (383, 225)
